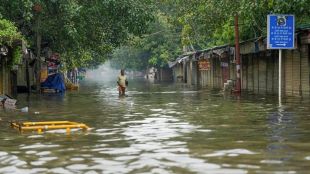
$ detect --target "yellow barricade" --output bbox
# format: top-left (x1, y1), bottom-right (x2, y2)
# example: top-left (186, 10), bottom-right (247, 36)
top-left (11, 121), bottom-right (90, 134)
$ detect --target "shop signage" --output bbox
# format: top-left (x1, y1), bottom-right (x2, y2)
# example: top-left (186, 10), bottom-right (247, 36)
top-left (198, 59), bottom-right (210, 71)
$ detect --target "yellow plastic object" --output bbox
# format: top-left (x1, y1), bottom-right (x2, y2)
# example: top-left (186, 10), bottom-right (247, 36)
top-left (11, 121), bottom-right (90, 134)
top-left (67, 84), bottom-right (79, 90)
top-left (65, 77), bottom-right (79, 90)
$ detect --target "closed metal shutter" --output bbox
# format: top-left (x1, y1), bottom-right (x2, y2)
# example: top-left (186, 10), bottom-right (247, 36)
top-left (292, 49), bottom-right (301, 95)
top-left (253, 54), bottom-right (259, 93)
top-left (300, 45), bottom-right (310, 96)
top-left (259, 53), bottom-right (267, 94)
top-left (266, 52), bottom-right (274, 93)
top-left (284, 50), bottom-right (293, 95)
top-left (242, 55), bottom-right (247, 90)
top-left (247, 54), bottom-right (254, 92)
top-left (273, 51), bottom-right (279, 94)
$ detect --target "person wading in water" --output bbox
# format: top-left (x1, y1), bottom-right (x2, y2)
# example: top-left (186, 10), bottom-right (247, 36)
top-left (117, 69), bottom-right (128, 96)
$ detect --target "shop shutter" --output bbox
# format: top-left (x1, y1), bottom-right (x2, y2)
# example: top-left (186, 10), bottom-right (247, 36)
top-left (259, 53), bottom-right (267, 94)
top-left (241, 55), bottom-right (247, 90)
top-left (300, 45), bottom-right (310, 96)
top-left (247, 55), bottom-right (254, 92)
top-left (253, 54), bottom-right (259, 93)
top-left (216, 58), bottom-right (221, 88)
top-left (284, 50), bottom-right (293, 95)
top-left (273, 51), bottom-right (279, 94)
top-left (266, 53), bottom-right (274, 93)
top-left (292, 50), bottom-right (301, 95)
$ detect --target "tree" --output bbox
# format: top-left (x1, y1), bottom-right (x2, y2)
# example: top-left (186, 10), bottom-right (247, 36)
top-left (110, 11), bottom-right (182, 70)
top-left (0, 0), bottom-right (154, 69)
top-left (0, 19), bottom-right (24, 46)
top-left (0, 18), bottom-right (25, 70)
top-left (111, 0), bottom-right (310, 72)
top-left (159, 0), bottom-right (310, 48)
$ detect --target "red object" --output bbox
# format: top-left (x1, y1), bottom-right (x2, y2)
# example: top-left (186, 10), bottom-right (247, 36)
top-left (118, 86), bottom-right (126, 95)
top-left (33, 4), bottom-right (42, 13)
top-left (198, 60), bottom-right (210, 71)
top-left (50, 53), bottom-right (60, 60)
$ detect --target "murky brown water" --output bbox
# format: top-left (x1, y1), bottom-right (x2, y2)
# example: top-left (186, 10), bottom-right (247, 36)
top-left (1, 78), bottom-right (310, 174)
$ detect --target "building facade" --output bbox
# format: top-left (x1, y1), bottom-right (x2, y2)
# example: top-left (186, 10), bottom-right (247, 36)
top-left (170, 28), bottom-right (310, 96)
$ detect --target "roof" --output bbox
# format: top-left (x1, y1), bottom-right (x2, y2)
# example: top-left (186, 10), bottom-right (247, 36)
top-left (168, 56), bottom-right (189, 68)
top-left (169, 25), bottom-right (310, 68)
top-left (296, 24), bottom-right (310, 31)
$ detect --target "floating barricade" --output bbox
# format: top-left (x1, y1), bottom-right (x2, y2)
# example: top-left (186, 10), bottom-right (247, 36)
top-left (11, 121), bottom-right (89, 134)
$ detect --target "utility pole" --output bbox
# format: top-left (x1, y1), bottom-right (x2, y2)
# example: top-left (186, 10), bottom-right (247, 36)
top-left (234, 14), bottom-right (241, 93)
top-left (35, 18), bottom-right (41, 93)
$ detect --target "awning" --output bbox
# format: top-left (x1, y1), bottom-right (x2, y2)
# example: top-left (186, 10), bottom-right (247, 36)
top-left (168, 60), bottom-right (178, 68)
top-left (168, 56), bottom-right (189, 68)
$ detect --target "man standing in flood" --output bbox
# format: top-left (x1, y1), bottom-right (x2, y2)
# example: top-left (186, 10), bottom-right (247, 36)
top-left (117, 69), bottom-right (128, 96)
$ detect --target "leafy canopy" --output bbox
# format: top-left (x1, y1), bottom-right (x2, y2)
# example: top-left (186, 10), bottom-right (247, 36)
top-left (0, 0), bottom-right (154, 69)
top-left (1, 0), bottom-right (309, 70)
top-left (0, 19), bottom-right (24, 46)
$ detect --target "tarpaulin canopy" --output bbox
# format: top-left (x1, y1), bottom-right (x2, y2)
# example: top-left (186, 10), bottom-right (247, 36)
top-left (41, 73), bottom-right (65, 92)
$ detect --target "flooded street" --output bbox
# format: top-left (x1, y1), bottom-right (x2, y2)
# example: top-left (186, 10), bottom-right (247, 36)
top-left (1, 78), bottom-right (310, 174)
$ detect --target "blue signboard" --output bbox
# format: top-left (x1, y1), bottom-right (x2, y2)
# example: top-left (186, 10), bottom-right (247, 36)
top-left (267, 14), bottom-right (295, 49)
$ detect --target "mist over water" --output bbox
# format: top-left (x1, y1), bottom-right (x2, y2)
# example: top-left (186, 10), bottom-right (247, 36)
top-left (86, 62), bottom-right (120, 82)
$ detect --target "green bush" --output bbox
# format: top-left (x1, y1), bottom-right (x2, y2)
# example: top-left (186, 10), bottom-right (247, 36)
top-left (9, 46), bottom-right (22, 70)
top-left (0, 19), bottom-right (24, 46)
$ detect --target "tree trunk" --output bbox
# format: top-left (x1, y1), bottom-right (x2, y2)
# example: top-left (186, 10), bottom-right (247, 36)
top-left (35, 15), bottom-right (42, 93)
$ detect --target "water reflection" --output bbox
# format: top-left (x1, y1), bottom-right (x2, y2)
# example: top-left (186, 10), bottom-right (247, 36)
top-left (90, 106), bottom-right (249, 173)
top-left (0, 79), bottom-right (310, 173)
top-left (264, 105), bottom-right (296, 169)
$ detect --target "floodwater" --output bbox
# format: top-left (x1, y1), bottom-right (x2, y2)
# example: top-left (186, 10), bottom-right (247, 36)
top-left (1, 78), bottom-right (310, 174)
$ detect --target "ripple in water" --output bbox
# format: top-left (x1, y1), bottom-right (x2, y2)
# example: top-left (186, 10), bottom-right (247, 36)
top-left (205, 149), bottom-right (257, 157)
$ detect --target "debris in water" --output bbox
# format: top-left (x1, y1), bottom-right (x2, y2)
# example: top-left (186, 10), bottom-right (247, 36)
top-left (20, 107), bottom-right (29, 113)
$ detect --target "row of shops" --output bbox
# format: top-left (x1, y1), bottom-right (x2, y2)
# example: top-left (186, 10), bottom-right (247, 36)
top-left (0, 43), bottom-right (53, 97)
top-left (1, 41), bottom-right (82, 98)
top-left (169, 27), bottom-right (310, 96)
top-left (0, 41), bottom-right (29, 97)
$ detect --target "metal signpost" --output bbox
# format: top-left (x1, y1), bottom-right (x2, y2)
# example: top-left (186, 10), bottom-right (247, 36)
top-left (267, 14), bottom-right (295, 106)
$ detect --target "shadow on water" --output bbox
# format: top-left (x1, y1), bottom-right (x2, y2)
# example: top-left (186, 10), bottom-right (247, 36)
top-left (0, 78), bottom-right (310, 173)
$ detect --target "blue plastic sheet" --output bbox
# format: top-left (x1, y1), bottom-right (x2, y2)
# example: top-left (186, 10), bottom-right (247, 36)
top-left (41, 73), bottom-right (66, 92)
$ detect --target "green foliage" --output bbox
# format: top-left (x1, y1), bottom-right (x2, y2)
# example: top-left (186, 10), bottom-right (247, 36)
top-left (160, 0), bottom-right (310, 49)
top-left (111, 0), bottom-right (310, 71)
top-left (0, 0), bottom-right (154, 69)
top-left (0, 19), bottom-right (24, 46)
top-left (1, 0), bottom-right (310, 71)
top-left (9, 46), bottom-right (22, 70)
top-left (0, 18), bottom-right (24, 70)
top-left (110, 11), bottom-right (182, 70)
top-left (209, 20), bottom-right (235, 47)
